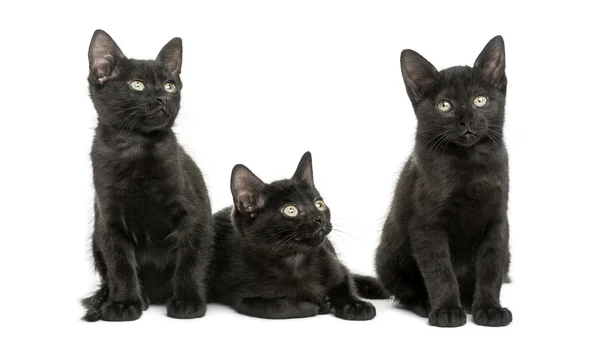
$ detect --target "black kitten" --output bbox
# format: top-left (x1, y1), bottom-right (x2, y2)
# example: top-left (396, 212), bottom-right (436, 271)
top-left (82, 30), bottom-right (212, 321)
top-left (208, 152), bottom-right (388, 320)
top-left (375, 36), bottom-right (512, 327)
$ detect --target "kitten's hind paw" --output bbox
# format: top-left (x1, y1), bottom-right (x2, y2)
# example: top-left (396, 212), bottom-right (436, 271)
top-left (333, 301), bottom-right (376, 321)
top-left (397, 298), bottom-right (430, 318)
top-left (141, 288), bottom-right (150, 311)
top-left (428, 307), bottom-right (466, 327)
top-left (100, 301), bottom-right (143, 321)
top-left (167, 298), bottom-right (207, 319)
top-left (473, 307), bottom-right (512, 327)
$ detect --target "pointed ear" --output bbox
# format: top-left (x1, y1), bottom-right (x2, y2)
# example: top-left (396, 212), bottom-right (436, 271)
top-left (231, 164), bottom-right (266, 217)
top-left (156, 38), bottom-right (182, 76)
top-left (292, 152), bottom-right (314, 186)
top-left (400, 49), bottom-right (439, 105)
top-left (88, 30), bottom-right (125, 85)
top-left (474, 35), bottom-right (506, 91)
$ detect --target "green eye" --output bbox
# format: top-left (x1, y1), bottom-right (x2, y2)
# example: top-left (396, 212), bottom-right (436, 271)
top-left (282, 205), bottom-right (299, 217)
top-left (473, 95), bottom-right (488, 107)
top-left (436, 100), bottom-right (453, 112)
top-left (315, 200), bottom-right (327, 212)
top-left (129, 80), bottom-right (145, 91)
top-left (164, 82), bottom-right (177, 94)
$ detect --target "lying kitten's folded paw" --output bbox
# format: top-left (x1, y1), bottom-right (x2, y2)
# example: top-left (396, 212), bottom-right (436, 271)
top-left (333, 301), bottom-right (376, 321)
top-left (100, 300), bottom-right (143, 321)
top-left (473, 307), bottom-right (512, 327)
top-left (317, 300), bottom-right (332, 315)
top-left (428, 307), bottom-right (466, 327)
top-left (167, 298), bottom-right (207, 319)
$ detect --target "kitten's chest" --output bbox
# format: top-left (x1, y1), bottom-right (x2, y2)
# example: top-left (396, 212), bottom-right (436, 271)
top-left (100, 151), bottom-right (187, 241)
top-left (443, 169), bottom-right (507, 248)
top-left (277, 254), bottom-right (325, 299)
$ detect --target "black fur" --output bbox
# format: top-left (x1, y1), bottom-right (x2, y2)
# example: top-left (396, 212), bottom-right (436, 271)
top-left (82, 30), bottom-right (212, 321)
top-left (375, 36), bottom-right (512, 327)
top-left (208, 152), bottom-right (387, 320)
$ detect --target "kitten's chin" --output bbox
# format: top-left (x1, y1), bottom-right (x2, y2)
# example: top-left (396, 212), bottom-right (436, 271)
top-left (141, 113), bottom-right (173, 132)
top-left (454, 133), bottom-right (480, 147)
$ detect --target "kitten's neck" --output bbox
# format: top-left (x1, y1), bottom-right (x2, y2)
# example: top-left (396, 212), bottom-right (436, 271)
top-left (414, 138), bottom-right (507, 170)
top-left (96, 121), bottom-right (175, 145)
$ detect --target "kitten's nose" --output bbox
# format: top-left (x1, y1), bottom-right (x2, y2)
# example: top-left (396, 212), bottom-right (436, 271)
top-left (155, 97), bottom-right (169, 105)
top-left (459, 121), bottom-right (474, 130)
top-left (314, 217), bottom-right (323, 226)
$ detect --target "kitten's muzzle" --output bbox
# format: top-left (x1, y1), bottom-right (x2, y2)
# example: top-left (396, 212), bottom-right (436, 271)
top-left (155, 96), bottom-right (169, 105)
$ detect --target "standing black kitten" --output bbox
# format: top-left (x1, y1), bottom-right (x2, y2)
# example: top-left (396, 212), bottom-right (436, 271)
top-left (82, 30), bottom-right (212, 321)
top-left (375, 36), bottom-right (512, 327)
top-left (209, 152), bottom-right (388, 320)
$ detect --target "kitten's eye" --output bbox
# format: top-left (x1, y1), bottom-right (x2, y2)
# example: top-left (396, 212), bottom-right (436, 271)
top-left (315, 200), bottom-right (327, 212)
top-left (436, 100), bottom-right (453, 112)
top-left (473, 95), bottom-right (488, 107)
top-left (129, 80), bottom-right (145, 91)
top-left (164, 82), bottom-right (177, 94)
top-left (282, 205), bottom-right (299, 217)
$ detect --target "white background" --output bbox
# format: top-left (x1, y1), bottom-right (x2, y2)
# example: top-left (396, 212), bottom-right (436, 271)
top-left (1, 0), bottom-right (598, 341)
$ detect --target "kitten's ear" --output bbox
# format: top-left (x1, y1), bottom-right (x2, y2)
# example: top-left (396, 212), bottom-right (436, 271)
top-left (400, 49), bottom-right (439, 104)
top-left (156, 38), bottom-right (182, 76)
top-left (474, 35), bottom-right (506, 90)
top-left (88, 30), bottom-right (125, 85)
top-left (292, 152), bottom-right (314, 186)
top-left (231, 164), bottom-right (266, 217)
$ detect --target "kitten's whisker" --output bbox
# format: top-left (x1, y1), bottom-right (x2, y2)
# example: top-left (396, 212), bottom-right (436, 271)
top-left (331, 228), bottom-right (361, 242)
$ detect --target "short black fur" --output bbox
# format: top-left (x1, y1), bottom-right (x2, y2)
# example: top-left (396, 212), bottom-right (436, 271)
top-left (208, 152), bottom-right (387, 320)
top-left (375, 36), bottom-right (512, 327)
top-left (82, 30), bottom-right (212, 321)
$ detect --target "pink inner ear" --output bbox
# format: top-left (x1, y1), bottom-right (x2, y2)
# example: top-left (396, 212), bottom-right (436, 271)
top-left (94, 58), bottom-right (112, 78)
top-left (300, 167), bottom-right (312, 184)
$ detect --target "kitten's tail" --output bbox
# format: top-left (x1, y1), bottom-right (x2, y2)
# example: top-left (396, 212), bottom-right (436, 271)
top-left (81, 283), bottom-right (108, 322)
top-left (352, 274), bottom-right (390, 300)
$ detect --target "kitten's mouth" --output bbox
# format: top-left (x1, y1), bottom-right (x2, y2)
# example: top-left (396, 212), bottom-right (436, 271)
top-left (460, 131), bottom-right (477, 138)
top-left (295, 229), bottom-right (326, 246)
top-left (148, 107), bottom-right (167, 116)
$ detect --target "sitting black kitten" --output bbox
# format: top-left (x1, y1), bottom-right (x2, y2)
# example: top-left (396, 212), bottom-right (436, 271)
top-left (375, 36), bottom-right (512, 327)
top-left (82, 30), bottom-right (212, 321)
top-left (209, 152), bottom-right (388, 320)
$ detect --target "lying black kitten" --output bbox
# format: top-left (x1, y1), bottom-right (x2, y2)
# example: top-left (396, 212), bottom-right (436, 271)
top-left (375, 36), bottom-right (512, 327)
top-left (209, 152), bottom-right (387, 320)
top-left (82, 30), bottom-right (212, 321)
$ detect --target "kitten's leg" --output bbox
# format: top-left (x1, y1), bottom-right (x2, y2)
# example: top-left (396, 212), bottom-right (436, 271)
top-left (328, 272), bottom-right (376, 321)
top-left (96, 226), bottom-right (144, 321)
top-left (472, 221), bottom-right (512, 327)
top-left (376, 236), bottom-right (430, 317)
top-left (167, 215), bottom-right (210, 319)
top-left (411, 225), bottom-right (466, 327)
top-left (234, 298), bottom-right (320, 319)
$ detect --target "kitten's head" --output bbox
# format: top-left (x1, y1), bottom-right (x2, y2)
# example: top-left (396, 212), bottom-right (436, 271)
top-left (230, 152), bottom-right (332, 254)
top-left (401, 36), bottom-right (506, 148)
top-left (88, 30), bottom-right (183, 133)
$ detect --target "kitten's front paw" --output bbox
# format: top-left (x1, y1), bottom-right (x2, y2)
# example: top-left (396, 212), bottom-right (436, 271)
top-left (333, 301), bottom-right (376, 321)
top-left (473, 307), bottom-right (512, 327)
top-left (141, 288), bottom-right (150, 311)
top-left (167, 298), bottom-right (207, 319)
top-left (428, 307), bottom-right (466, 327)
top-left (100, 300), bottom-right (143, 321)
